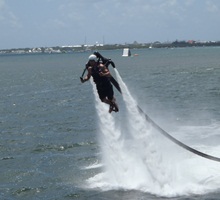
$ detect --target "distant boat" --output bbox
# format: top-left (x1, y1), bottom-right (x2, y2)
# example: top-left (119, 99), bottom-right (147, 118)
top-left (122, 48), bottom-right (131, 57)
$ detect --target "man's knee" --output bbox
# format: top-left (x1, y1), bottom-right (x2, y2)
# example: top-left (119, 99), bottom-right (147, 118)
top-left (101, 98), bottom-right (106, 103)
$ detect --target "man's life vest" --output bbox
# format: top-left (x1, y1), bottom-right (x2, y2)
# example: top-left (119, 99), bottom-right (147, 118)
top-left (91, 64), bottom-right (112, 90)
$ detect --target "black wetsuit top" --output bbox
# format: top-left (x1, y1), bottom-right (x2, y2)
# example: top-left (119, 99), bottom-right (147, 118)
top-left (91, 65), bottom-right (114, 100)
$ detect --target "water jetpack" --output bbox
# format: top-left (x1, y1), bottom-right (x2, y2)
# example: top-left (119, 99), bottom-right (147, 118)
top-left (93, 51), bottom-right (116, 68)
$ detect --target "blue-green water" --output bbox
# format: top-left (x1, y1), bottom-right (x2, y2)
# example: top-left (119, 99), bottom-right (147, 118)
top-left (0, 48), bottom-right (220, 199)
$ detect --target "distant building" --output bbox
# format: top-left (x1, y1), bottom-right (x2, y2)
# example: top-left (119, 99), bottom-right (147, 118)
top-left (187, 40), bottom-right (196, 44)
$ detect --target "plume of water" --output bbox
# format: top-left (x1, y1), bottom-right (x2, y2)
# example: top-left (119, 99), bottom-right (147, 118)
top-left (87, 72), bottom-right (220, 197)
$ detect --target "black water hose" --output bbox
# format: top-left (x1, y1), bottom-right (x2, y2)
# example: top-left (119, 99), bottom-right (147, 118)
top-left (137, 105), bottom-right (220, 162)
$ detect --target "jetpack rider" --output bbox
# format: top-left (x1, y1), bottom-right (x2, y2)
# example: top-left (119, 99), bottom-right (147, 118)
top-left (80, 54), bottom-right (119, 113)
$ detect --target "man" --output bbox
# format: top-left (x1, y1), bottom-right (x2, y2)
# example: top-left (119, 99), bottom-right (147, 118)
top-left (81, 54), bottom-right (119, 113)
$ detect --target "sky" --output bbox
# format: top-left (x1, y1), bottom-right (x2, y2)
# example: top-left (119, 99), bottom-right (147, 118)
top-left (0, 0), bottom-right (220, 49)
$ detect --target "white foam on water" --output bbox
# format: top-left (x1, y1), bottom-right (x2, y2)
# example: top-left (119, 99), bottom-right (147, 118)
top-left (83, 161), bottom-right (103, 170)
top-left (86, 72), bottom-right (220, 197)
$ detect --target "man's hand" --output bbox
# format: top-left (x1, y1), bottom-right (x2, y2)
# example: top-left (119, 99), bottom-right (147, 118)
top-left (99, 72), bottom-right (104, 76)
top-left (80, 77), bottom-right (84, 83)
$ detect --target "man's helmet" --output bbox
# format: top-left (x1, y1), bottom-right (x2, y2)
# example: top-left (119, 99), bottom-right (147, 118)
top-left (88, 54), bottom-right (97, 62)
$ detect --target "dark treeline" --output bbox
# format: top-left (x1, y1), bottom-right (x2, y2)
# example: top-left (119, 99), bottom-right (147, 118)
top-left (1, 40), bottom-right (220, 55)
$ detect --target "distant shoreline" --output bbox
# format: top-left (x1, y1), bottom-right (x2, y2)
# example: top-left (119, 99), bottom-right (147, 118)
top-left (1, 40), bottom-right (220, 55)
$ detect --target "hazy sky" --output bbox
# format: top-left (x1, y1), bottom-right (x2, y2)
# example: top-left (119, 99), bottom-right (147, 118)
top-left (0, 0), bottom-right (220, 49)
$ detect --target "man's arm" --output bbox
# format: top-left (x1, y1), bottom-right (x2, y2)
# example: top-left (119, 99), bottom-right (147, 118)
top-left (81, 67), bottom-right (92, 83)
top-left (99, 64), bottom-right (111, 77)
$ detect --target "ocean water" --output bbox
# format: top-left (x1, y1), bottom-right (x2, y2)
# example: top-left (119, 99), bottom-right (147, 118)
top-left (0, 48), bottom-right (220, 200)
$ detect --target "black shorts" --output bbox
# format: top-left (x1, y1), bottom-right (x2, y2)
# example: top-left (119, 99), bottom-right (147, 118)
top-left (97, 84), bottom-right (114, 101)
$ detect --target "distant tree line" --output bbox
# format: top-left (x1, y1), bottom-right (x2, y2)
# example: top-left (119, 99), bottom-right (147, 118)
top-left (1, 40), bottom-right (220, 54)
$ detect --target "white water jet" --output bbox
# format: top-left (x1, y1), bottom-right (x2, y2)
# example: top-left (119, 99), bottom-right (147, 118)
top-left (87, 72), bottom-right (220, 197)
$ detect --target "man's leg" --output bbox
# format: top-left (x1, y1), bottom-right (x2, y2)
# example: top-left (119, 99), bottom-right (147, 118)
top-left (99, 86), bottom-right (118, 112)
top-left (100, 98), bottom-right (114, 113)
top-left (110, 100), bottom-right (119, 112)
top-left (106, 97), bottom-right (118, 113)
top-left (101, 97), bottom-right (112, 105)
